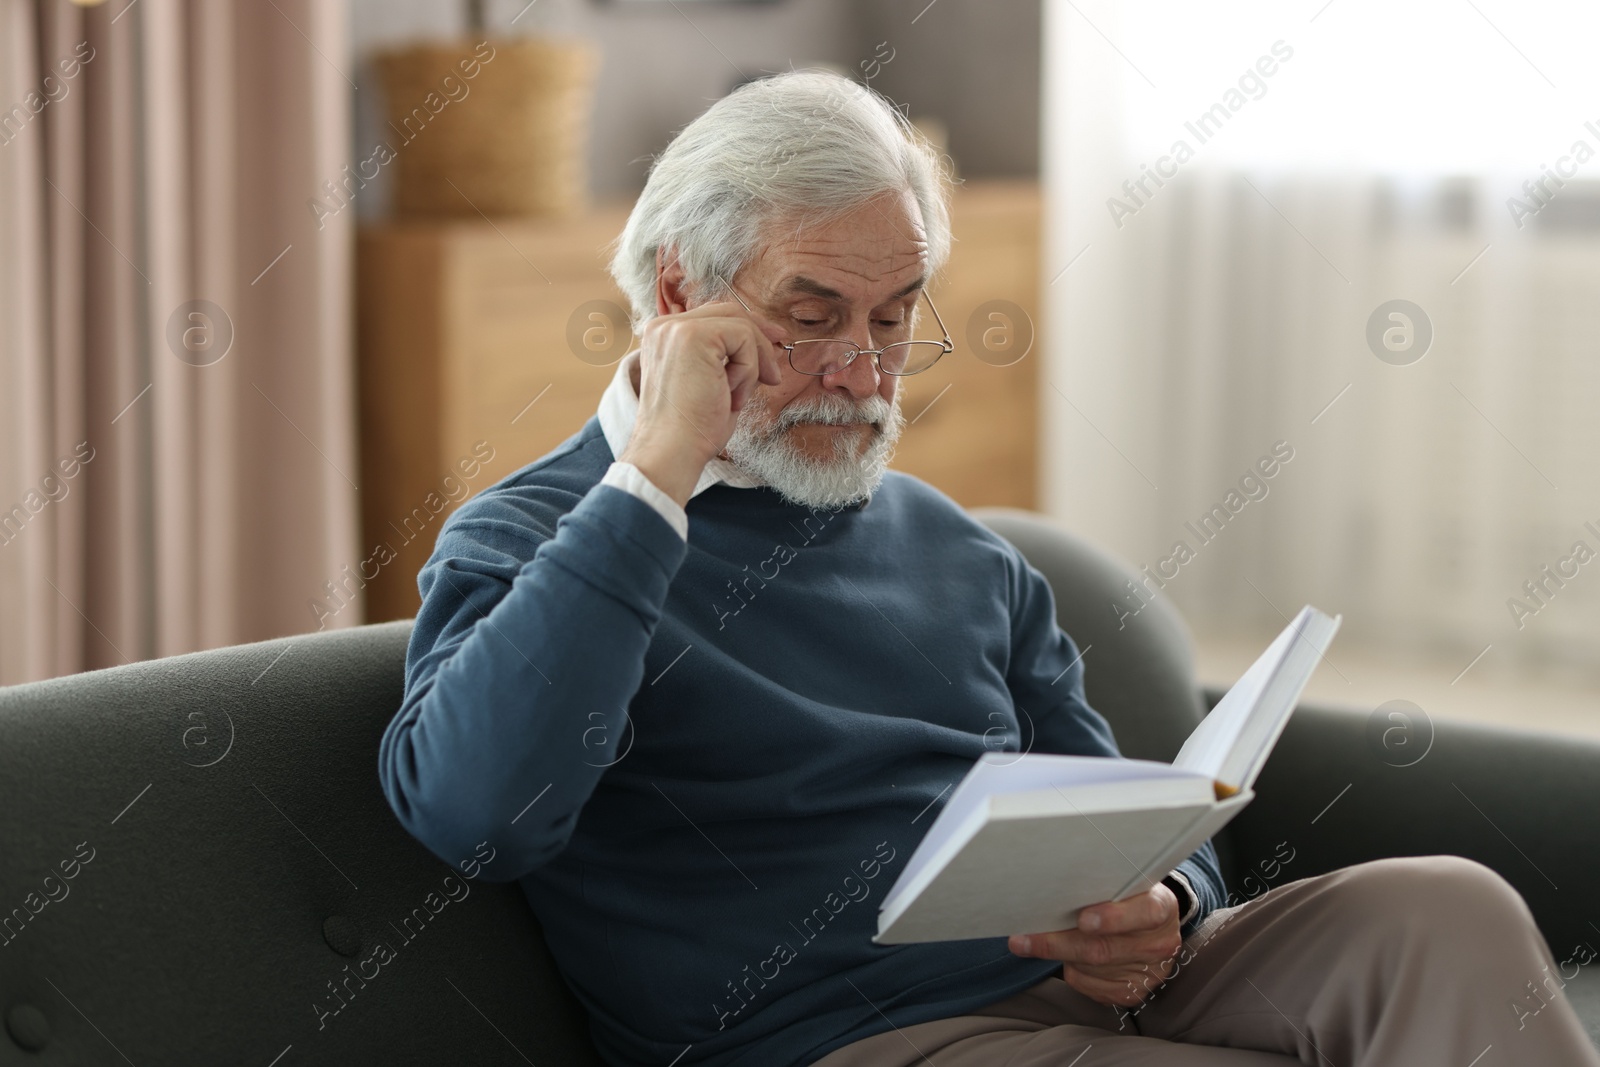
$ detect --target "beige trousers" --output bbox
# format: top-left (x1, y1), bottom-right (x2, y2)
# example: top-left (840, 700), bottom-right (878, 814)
top-left (812, 856), bottom-right (1600, 1066)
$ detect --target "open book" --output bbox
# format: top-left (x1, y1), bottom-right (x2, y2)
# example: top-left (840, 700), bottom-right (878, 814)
top-left (872, 604), bottom-right (1341, 944)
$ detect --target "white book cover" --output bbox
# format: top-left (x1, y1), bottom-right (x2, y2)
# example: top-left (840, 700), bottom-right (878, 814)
top-left (873, 605), bottom-right (1340, 944)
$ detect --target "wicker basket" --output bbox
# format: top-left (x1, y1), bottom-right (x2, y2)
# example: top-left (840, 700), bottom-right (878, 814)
top-left (376, 36), bottom-right (599, 220)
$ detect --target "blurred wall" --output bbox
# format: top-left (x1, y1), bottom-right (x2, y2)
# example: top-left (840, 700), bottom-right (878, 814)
top-left (346, 0), bottom-right (1041, 211)
top-left (855, 0), bottom-right (1040, 181)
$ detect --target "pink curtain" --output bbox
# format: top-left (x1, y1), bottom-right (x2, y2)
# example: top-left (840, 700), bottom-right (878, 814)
top-left (0, 0), bottom-right (360, 683)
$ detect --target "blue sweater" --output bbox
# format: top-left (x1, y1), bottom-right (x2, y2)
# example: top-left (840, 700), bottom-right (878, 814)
top-left (378, 417), bottom-right (1227, 1067)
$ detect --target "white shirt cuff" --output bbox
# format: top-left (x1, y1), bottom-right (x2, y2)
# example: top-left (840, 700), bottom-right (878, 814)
top-left (1164, 870), bottom-right (1199, 926)
top-left (601, 461), bottom-right (688, 541)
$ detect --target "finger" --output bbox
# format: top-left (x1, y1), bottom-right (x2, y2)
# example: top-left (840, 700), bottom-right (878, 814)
top-left (1067, 971), bottom-right (1169, 1008)
top-left (727, 326), bottom-right (773, 411)
top-left (654, 302), bottom-right (772, 362)
top-left (726, 307), bottom-right (785, 386)
top-left (1072, 954), bottom-right (1178, 986)
top-left (648, 313), bottom-right (763, 411)
top-left (722, 321), bottom-right (781, 410)
top-left (728, 358), bottom-right (761, 413)
top-left (689, 298), bottom-right (784, 385)
top-left (1077, 883), bottom-right (1177, 936)
top-left (1010, 926), bottom-right (1180, 969)
top-left (1061, 965), bottom-right (1154, 1008)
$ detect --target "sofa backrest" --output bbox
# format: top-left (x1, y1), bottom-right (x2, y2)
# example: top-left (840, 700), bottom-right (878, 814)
top-left (0, 620), bottom-right (605, 1064)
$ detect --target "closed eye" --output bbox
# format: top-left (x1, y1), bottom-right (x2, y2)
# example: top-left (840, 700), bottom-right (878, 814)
top-left (791, 315), bottom-right (909, 331)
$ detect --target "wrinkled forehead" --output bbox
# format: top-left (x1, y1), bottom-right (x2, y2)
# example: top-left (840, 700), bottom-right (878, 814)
top-left (769, 273), bottom-right (927, 304)
top-left (747, 195), bottom-right (930, 303)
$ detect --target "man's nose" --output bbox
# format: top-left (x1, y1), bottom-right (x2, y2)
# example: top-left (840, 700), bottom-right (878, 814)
top-left (822, 325), bottom-right (882, 399)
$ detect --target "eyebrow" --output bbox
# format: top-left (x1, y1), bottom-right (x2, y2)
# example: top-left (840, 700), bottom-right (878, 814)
top-left (777, 274), bottom-right (927, 304)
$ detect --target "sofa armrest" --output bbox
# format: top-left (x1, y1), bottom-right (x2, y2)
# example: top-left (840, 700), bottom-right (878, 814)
top-left (1208, 688), bottom-right (1600, 959)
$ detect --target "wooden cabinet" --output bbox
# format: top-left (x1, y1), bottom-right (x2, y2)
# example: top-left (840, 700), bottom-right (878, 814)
top-left (355, 180), bottom-right (1042, 623)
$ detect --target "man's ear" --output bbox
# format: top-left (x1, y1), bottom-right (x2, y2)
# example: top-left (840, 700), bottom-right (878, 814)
top-left (655, 245), bottom-right (692, 317)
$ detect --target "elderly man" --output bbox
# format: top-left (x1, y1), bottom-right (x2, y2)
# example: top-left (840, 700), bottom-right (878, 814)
top-left (378, 70), bottom-right (1598, 1067)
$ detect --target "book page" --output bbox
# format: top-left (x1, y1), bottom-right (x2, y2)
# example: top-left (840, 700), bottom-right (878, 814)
top-left (1219, 610), bottom-right (1341, 789)
top-left (1171, 607), bottom-right (1305, 779)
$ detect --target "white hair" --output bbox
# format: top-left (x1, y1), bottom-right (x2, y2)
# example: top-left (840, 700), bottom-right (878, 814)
top-left (607, 69), bottom-right (956, 335)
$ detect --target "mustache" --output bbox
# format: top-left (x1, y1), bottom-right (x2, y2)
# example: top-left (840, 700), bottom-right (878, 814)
top-left (771, 394), bottom-right (893, 431)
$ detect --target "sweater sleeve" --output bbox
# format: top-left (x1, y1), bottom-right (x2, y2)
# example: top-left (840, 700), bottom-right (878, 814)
top-left (377, 481), bottom-right (688, 882)
top-left (998, 540), bottom-right (1229, 938)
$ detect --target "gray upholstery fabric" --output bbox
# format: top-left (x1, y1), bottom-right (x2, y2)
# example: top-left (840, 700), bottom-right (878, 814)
top-left (0, 621), bottom-right (604, 1065)
top-left (1, 509), bottom-right (1594, 1062)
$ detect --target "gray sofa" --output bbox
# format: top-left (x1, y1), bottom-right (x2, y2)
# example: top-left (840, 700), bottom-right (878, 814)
top-left (0, 507), bottom-right (1594, 1064)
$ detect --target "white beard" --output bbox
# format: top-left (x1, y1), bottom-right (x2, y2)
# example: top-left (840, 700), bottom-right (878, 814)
top-left (723, 389), bottom-right (904, 509)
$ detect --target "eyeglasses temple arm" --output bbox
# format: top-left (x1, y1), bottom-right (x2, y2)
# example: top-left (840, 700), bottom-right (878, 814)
top-left (922, 289), bottom-right (954, 350)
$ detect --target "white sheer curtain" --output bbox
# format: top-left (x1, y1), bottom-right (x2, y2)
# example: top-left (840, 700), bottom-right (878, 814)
top-left (1041, 0), bottom-right (1600, 681)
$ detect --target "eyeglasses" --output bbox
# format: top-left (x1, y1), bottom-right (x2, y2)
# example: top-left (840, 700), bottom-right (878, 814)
top-left (720, 279), bottom-right (954, 377)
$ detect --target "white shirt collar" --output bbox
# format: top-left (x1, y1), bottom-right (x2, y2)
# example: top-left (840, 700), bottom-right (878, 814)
top-left (597, 349), bottom-right (765, 501)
